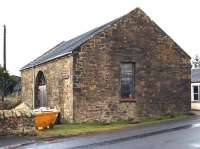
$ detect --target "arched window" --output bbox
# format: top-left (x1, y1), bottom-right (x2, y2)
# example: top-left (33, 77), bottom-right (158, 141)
top-left (35, 71), bottom-right (47, 108)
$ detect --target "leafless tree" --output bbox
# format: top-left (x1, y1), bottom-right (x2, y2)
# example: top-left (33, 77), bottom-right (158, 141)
top-left (192, 55), bottom-right (200, 68)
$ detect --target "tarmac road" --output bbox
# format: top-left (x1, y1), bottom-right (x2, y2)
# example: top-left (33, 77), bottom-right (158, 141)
top-left (2, 117), bottom-right (200, 149)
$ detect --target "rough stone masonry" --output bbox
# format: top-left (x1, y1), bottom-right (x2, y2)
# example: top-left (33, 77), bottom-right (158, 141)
top-left (21, 8), bottom-right (191, 123)
top-left (0, 109), bottom-right (35, 136)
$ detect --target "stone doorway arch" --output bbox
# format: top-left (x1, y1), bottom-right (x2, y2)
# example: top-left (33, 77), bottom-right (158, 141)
top-left (35, 71), bottom-right (47, 108)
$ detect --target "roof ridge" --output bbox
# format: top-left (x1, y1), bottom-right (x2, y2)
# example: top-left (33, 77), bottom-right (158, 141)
top-left (21, 7), bottom-right (190, 71)
top-left (34, 41), bottom-right (66, 61)
top-left (21, 41), bottom-right (66, 69)
top-left (21, 15), bottom-right (121, 70)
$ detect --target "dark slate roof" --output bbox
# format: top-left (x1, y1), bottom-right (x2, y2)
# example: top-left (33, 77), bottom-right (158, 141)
top-left (21, 8), bottom-right (191, 70)
top-left (21, 18), bottom-right (120, 70)
top-left (192, 69), bottom-right (200, 83)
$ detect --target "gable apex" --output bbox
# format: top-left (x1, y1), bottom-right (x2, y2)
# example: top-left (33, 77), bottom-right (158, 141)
top-left (21, 7), bottom-right (190, 70)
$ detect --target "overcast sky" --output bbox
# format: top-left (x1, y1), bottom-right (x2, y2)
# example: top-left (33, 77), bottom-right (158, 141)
top-left (0, 0), bottom-right (199, 75)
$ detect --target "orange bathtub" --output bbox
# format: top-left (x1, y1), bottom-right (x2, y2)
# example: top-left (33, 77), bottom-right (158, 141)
top-left (34, 111), bottom-right (59, 130)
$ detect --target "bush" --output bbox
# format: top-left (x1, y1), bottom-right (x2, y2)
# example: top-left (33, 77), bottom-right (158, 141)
top-left (0, 67), bottom-right (21, 101)
top-left (0, 98), bottom-right (21, 110)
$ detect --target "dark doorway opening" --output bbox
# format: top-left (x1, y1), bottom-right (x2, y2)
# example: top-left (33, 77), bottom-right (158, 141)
top-left (35, 71), bottom-right (47, 108)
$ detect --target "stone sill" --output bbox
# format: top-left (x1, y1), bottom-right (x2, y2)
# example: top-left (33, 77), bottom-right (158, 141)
top-left (119, 97), bottom-right (136, 102)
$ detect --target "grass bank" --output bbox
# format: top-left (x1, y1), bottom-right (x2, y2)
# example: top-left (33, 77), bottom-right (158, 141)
top-left (36, 114), bottom-right (193, 138)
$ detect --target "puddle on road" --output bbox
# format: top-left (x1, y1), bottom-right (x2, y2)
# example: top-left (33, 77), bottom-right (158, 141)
top-left (191, 123), bottom-right (200, 128)
top-left (190, 143), bottom-right (200, 148)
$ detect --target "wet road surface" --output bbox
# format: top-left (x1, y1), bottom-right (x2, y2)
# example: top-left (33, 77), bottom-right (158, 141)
top-left (87, 123), bottom-right (200, 149)
top-left (2, 117), bottom-right (200, 149)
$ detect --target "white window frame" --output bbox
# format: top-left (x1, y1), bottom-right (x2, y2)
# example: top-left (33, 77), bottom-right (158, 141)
top-left (191, 83), bottom-right (200, 102)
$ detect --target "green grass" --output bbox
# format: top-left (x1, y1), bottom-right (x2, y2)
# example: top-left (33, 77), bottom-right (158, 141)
top-left (5, 94), bottom-right (19, 100)
top-left (138, 114), bottom-right (193, 126)
top-left (36, 121), bottom-right (132, 138)
top-left (0, 95), bottom-right (21, 110)
top-left (36, 114), bottom-right (193, 138)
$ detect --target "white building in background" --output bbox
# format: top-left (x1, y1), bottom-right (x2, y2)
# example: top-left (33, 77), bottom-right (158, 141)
top-left (191, 69), bottom-right (200, 102)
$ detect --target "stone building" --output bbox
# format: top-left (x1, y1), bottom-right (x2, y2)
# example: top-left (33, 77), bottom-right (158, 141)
top-left (21, 8), bottom-right (191, 123)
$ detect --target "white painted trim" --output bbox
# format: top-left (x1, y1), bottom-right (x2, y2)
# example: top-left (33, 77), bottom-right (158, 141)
top-left (191, 83), bottom-right (200, 102)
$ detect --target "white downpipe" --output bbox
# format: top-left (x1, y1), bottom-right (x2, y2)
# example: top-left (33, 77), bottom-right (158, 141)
top-left (32, 67), bottom-right (35, 109)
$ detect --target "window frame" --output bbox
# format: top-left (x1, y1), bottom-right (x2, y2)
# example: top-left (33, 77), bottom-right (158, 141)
top-left (120, 62), bottom-right (135, 100)
top-left (193, 85), bottom-right (200, 101)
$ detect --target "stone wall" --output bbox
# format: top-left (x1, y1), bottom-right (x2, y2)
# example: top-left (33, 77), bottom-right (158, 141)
top-left (0, 110), bottom-right (35, 136)
top-left (21, 8), bottom-right (191, 124)
top-left (21, 55), bottom-right (73, 122)
top-left (72, 8), bottom-right (191, 122)
top-left (21, 69), bottom-right (33, 106)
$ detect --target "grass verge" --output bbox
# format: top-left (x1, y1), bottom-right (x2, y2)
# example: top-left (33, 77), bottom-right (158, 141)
top-left (36, 114), bottom-right (193, 138)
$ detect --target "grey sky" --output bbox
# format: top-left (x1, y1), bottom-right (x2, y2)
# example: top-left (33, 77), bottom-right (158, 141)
top-left (0, 0), bottom-right (199, 75)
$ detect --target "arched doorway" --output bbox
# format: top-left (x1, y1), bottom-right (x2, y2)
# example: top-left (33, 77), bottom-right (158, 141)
top-left (35, 71), bottom-right (47, 108)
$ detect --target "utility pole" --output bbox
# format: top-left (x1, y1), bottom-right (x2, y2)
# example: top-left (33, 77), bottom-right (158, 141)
top-left (1, 25), bottom-right (6, 102)
top-left (3, 25), bottom-right (6, 70)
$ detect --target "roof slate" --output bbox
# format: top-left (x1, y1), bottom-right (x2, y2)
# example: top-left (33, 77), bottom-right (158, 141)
top-left (192, 69), bottom-right (200, 83)
top-left (21, 8), bottom-right (190, 70)
top-left (21, 18), bottom-right (119, 70)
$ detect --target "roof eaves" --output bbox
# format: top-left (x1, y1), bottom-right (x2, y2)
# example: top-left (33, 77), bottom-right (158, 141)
top-left (20, 51), bottom-right (72, 71)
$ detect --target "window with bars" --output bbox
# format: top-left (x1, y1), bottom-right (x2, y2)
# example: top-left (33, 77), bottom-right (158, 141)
top-left (121, 63), bottom-right (135, 98)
